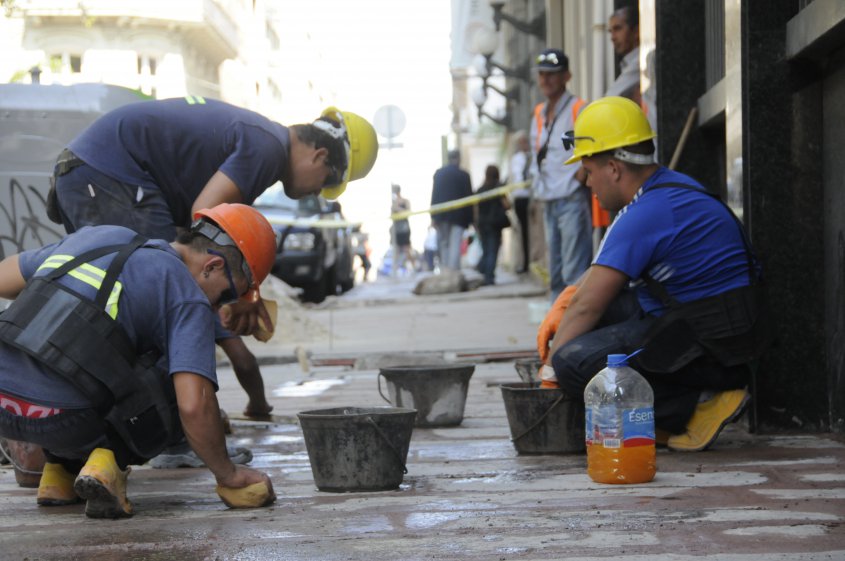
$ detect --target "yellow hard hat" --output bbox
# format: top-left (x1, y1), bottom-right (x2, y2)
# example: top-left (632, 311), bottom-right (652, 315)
top-left (564, 96), bottom-right (656, 165)
top-left (317, 107), bottom-right (378, 200)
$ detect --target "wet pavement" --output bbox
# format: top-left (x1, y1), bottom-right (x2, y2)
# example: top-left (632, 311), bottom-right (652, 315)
top-left (1, 271), bottom-right (844, 560)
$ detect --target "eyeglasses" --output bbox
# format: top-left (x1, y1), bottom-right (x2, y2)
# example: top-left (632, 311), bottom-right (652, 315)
top-left (536, 52), bottom-right (561, 66)
top-left (206, 249), bottom-right (243, 305)
top-left (192, 220), bottom-right (254, 287)
top-left (561, 130), bottom-right (595, 151)
top-left (323, 158), bottom-right (344, 188)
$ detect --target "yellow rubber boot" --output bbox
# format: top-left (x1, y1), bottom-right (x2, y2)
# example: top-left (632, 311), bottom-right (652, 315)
top-left (73, 448), bottom-right (133, 519)
top-left (37, 463), bottom-right (81, 506)
top-left (668, 389), bottom-right (750, 452)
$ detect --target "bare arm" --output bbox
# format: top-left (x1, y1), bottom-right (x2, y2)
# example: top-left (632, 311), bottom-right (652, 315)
top-left (191, 171), bottom-right (243, 215)
top-left (547, 265), bottom-right (629, 359)
top-left (216, 337), bottom-right (273, 419)
top-left (172, 372), bottom-right (272, 489)
top-left (0, 255), bottom-right (26, 300)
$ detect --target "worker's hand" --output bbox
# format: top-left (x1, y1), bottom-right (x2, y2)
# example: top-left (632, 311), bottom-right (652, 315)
top-left (215, 465), bottom-right (276, 508)
top-left (537, 285), bottom-right (578, 362)
top-left (219, 298), bottom-right (272, 337)
top-left (244, 400), bottom-right (274, 420)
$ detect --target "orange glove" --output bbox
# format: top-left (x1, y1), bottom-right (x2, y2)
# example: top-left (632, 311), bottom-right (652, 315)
top-left (536, 285), bottom-right (578, 362)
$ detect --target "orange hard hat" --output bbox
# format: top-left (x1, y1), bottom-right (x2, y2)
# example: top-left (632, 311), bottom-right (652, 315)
top-left (193, 203), bottom-right (277, 301)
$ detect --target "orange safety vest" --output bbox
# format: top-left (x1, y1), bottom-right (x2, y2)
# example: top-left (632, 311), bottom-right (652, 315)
top-left (533, 98), bottom-right (610, 228)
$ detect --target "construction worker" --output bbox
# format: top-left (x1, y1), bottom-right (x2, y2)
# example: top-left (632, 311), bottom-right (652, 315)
top-left (0, 204), bottom-right (278, 518)
top-left (537, 97), bottom-right (769, 452)
top-left (47, 97), bottom-right (378, 465)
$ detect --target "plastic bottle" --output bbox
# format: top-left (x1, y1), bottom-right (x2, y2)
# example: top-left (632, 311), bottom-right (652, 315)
top-left (584, 353), bottom-right (656, 484)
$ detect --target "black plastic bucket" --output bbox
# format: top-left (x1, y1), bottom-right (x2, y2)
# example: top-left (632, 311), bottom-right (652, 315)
top-left (514, 358), bottom-right (543, 384)
top-left (378, 364), bottom-right (475, 427)
top-left (297, 406), bottom-right (417, 492)
top-left (500, 382), bottom-right (585, 454)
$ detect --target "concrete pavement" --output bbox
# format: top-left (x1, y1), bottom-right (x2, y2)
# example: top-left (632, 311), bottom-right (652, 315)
top-left (1, 270), bottom-right (844, 560)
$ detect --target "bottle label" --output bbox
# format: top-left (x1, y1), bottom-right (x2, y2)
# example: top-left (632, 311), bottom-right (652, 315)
top-left (586, 406), bottom-right (655, 448)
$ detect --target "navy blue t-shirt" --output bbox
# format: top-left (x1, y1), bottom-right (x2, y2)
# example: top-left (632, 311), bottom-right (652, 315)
top-left (0, 226), bottom-right (218, 408)
top-left (595, 167), bottom-right (754, 315)
top-left (68, 97), bottom-right (290, 226)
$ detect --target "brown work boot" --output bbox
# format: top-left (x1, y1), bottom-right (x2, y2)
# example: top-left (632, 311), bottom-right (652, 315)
top-left (37, 462), bottom-right (81, 506)
top-left (73, 448), bottom-right (133, 519)
top-left (668, 389), bottom-right (750, 452)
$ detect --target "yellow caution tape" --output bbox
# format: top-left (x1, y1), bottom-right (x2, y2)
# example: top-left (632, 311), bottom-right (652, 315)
top-left (390, 180), bottom-right (529, 221)
top-left (263, 216), bottom-right (362, 229)
top-left (261, 180), bottom-right (530, 230)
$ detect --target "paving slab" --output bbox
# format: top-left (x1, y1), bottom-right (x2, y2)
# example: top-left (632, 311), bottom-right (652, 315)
top-left (1, 273), bottom-right (843, 560)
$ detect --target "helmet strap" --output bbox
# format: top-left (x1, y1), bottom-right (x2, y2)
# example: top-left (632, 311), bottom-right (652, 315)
top-left (613, 148), bottom-right (655, 165)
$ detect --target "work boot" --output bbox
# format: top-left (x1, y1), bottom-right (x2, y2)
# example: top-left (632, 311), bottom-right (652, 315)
top-left (1, 439), bottom-right (46, 488)
top-left (668, 389), bottom-right (750, 452)
top-left (73, 448), bottom-right (133, 519)
top-left (37, 463), bottom-right (81, 506)
top-left (149, 441), bottom-right (252, 469)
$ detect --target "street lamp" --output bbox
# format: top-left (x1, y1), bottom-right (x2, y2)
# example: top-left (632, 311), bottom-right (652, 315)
top-left (488, 0), bottom-right (546, 40)
top-left (472, 85), bottom-right (512, 129)
top-left (472, 27), bottom-right (531, 84)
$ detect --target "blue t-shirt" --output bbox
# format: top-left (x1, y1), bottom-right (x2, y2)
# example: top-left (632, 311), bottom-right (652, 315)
top-left (595, 167), bottom-right (754, 315)
top-left (0, 226), bottom-right (218, 408)
top-left (69, 97), bottom-right (290, 227)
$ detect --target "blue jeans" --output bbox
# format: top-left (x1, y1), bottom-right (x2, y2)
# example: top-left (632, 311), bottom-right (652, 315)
top-left (478, 225), bottom-right (502, 284)
top-left (435, 222), bottom-right (465, 271)
top-left (551, 291), bottom-right (750, 433)
top-left (543, 188), bottom-right (592, 301)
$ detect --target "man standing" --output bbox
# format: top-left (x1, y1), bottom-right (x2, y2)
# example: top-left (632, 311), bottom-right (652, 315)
top-left (530, 49), bottom-right (593, 301)
top-left (48, 97), bottom-right (378, 464)
top-left (431, 150), bottom-right (473, 271)
top-left (606, 6), bottom-right (641, 101)
top-left (508, 131), bottom-right (532, 274)
top-left (539, 97), bottom-right (768, 452)
top-left (0, 204), bottom-right (278, 518)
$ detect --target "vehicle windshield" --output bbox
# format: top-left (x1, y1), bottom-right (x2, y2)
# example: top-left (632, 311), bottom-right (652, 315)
top-left (254, 183), bottom-right (322, 216)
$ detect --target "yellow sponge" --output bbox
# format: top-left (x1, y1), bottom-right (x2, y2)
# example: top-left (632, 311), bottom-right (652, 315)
top-left (215, 481), bottom-right (275, 508)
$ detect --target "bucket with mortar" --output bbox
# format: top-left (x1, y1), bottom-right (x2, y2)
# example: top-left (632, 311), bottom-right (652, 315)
top-left (297, 406), bottom-right (417, 492)
top-left (378, 364), bottom-right (475, 427)
top-left (500, 382), bottom-right (585, 454)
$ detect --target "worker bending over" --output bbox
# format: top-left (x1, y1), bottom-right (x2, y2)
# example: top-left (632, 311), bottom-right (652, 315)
top-left (0, 204), bottom-right (278, 518)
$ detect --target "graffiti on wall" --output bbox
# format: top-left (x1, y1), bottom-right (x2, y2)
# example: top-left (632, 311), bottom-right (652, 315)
top-left (0, 177), bottom-right (65, 260)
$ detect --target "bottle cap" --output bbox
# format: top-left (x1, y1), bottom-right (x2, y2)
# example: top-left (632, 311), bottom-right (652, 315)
top-left (607, 353), bottom-right (628, 366)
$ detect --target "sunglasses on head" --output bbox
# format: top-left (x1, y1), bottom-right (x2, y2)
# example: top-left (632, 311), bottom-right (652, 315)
top-left (537, 52), bottom-right (561, 65)
top-left (561, 130), bottom-right (595, 151)
top-left (206, 249), bottom-right (242, 305)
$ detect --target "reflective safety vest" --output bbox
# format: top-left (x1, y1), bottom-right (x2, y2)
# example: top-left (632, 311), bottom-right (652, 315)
top-left (0, 235), bottom-right (177, 459)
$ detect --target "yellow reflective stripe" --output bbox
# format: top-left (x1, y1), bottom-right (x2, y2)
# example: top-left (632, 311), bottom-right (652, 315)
top-left (36, 255), bottom-right (123, 319)
top-left (185, 95), bottom-right (206, 105)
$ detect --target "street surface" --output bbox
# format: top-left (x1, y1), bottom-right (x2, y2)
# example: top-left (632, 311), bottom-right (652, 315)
top-left (1, 271), bottom-right (843, 560)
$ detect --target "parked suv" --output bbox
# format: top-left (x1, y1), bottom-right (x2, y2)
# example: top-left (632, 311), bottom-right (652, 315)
top-left (254, 184), bottom-right (355, 303)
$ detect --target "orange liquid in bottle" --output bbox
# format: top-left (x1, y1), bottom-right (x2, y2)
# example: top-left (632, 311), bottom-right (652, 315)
top-left (587, 443), bottom-right (656, 484)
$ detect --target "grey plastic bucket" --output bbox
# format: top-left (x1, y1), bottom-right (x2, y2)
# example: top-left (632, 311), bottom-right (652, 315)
top-left (500, 382), bottom-right (585, 454)
top-left (378, 364), bottom-right (475, 427)
top-left (297, 407), bottom-right (417, 492)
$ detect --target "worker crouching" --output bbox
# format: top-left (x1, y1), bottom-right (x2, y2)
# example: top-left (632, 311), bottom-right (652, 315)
top-left (0, 203), bottom-right (277, 518)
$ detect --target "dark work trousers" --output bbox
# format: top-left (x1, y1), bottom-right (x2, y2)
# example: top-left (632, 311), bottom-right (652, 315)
top-left (478, 224), bottom-right (503, 285)
top-left (0, 407), bottom-right (144, 472)
top-left (513, 196), bottom-right (530, 272)
top-left (550, 291), bottom-right (751, 434)
top-left (54, 163), bottom-right (178, 241)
